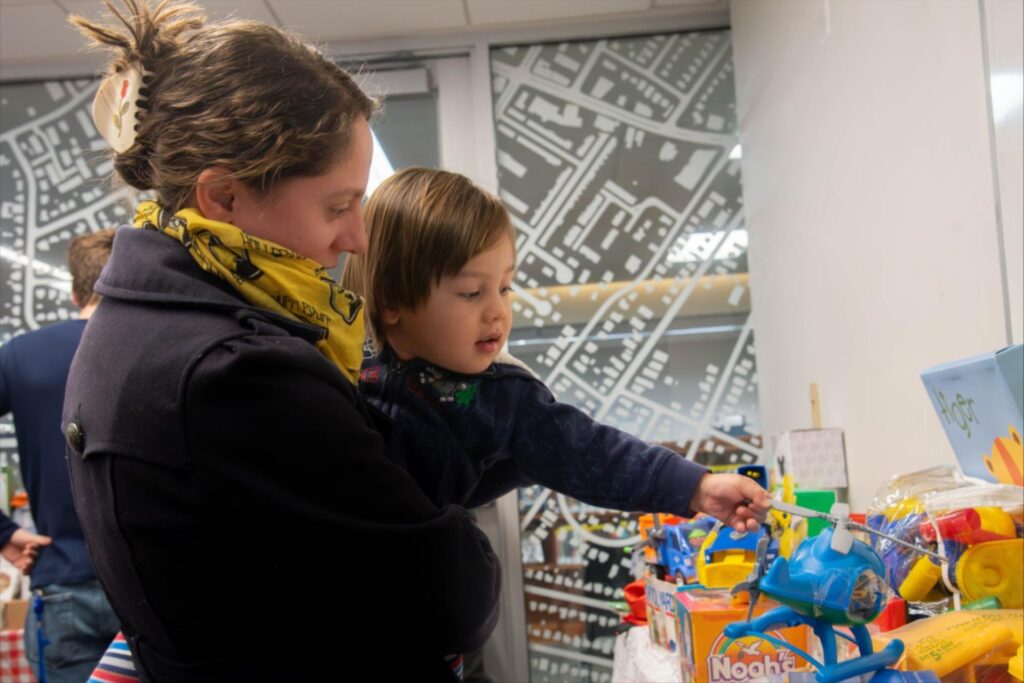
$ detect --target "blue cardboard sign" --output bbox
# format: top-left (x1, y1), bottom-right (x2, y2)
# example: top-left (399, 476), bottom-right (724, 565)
top-left (921, 345), bottom-right (1023, 485)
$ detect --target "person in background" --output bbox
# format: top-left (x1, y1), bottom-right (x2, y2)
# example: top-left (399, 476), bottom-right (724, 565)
top-left (0, 229), bottom-right (121, 683)
top-left (65, 2), bottom-right (498, 680)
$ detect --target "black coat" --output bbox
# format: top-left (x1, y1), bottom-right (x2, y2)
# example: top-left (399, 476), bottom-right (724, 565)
top-left (63, 228), bottom-right (500, 682)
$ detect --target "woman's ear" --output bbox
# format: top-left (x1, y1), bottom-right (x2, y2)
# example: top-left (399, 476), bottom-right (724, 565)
top-left (195, 167), bottom-right (238, 222)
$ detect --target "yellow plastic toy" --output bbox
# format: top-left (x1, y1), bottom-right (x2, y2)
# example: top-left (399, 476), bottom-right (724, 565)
top-left (1010, 644), bottom-right (1023, 681)
top-left (985, 425), bottom-right (1024, 487)
top-left (695, 524), bottom-right (758, 589)
top-left (957, 538), bottom-right (1024, 609)
top-left (898, 555), bottom-right (944, 603)
top-left (872, 608), bottom-right (1022, 679)
top-left (767, 470), bottom-right (807, 559)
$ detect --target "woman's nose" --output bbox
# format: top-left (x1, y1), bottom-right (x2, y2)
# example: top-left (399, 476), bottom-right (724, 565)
top-left (345, 216), bottom-right (368, 255)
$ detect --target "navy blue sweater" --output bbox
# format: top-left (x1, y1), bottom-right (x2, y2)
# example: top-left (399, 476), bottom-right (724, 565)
top-left (0, 319), bottom-right (96, 588)
top-left (360, 347), bottom-right (709, 514)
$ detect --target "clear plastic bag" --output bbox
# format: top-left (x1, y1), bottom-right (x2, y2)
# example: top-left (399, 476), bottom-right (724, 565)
top-left (867, 465), bottom-right (1024, 614)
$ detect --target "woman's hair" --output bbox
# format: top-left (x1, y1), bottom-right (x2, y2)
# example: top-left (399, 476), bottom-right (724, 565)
top-left (72, 0), bottom-right (376, 212)
top-left (342, 167), bottom-right (515, 350)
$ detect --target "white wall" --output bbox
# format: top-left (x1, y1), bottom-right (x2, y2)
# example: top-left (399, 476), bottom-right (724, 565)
top-left (730, 0), bottom-right (1011, 509)
top-left (984, 0), bottom-right (1023, 344)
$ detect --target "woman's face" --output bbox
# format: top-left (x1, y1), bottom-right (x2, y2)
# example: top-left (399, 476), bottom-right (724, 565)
top-left (230, 117), bottom-right (373, 268)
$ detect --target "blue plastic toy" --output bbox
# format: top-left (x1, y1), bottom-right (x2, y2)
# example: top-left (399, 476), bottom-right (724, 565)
top-left (654, 523), bottom-right (697, 582)
top-left (725, 502), bottom-right (946, 683)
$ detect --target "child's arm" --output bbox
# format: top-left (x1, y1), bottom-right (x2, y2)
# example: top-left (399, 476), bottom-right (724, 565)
top-left (469, 372), bottom-right (754, 521)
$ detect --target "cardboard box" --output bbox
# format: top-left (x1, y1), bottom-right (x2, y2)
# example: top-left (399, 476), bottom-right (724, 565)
top-left (771, 429), bottom-right (848, 489)
top-left (921, 344), bottom-right (1023, 485)
top-left (644, 575), bottom-right (682, 653)
top-left (1, 598), bottom-right (29, 630)
top-left (676, 589), bottom-right (810, 683)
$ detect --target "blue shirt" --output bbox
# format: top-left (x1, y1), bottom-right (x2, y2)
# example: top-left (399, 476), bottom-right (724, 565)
top-left (360, 348), bottom-right (709, 514)
top-left (0, 319), bottom-right (97, 588)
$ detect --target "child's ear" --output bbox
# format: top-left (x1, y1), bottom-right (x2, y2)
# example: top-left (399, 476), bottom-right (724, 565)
top-left (381, 307), bottom-right (401, 326)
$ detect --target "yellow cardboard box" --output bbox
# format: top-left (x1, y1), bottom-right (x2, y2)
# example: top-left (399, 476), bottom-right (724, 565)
top-left (676, 588), bottom-right (810, 683)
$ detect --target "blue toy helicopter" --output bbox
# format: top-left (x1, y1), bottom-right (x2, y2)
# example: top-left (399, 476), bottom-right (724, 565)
top-left (724, 501), bottom-right (947, 683)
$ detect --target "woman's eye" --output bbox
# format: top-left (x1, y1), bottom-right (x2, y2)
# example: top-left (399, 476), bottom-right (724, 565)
top-left (331, 207), bottom-right (348, 216)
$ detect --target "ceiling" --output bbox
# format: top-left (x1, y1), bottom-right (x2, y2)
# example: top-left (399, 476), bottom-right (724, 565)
top-left (0, 0), bottom-right (728, 80)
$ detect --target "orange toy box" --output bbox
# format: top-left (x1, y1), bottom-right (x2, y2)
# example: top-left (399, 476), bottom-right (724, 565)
top-left (676, 588), bottom-right (811, 683)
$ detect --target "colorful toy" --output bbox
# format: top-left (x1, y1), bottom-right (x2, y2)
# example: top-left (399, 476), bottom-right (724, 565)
top-left (638, 513), bottom-right (683, 564)
top-left (696, 523), bottom-right (768, 589)
top-left (769, 455), bottom-right (808, 559)
top-left (725, 501), bottom-right (946, 683)
top-left (737, 464), bottom-right (769, 489)
top-left (655, 523), bottom-right (699, 583)
top-left (895, 505), bottom-right (1022, 608)
top-left (872, 607), bottom-right (1022, 679)
top-left (638, 513), bottom-right (714, 583)
top-left (1010, 644), bottom-right (1023, 681)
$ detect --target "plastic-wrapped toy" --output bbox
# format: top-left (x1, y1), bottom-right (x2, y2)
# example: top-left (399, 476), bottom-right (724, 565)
top-left (725, 501), bottom-right (945, 683)
top-left (870, 607), bottom-right (1022, 681)
top-left (867, 466), bottom-right (1024, 611)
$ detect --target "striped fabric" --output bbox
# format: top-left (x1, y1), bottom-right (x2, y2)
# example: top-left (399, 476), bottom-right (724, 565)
top-left (87, 633), bottom-right (140, 683)
top-left (89, 630), bottom-right (460, 681)
top-left (444, 653), bottom-right (464, 680)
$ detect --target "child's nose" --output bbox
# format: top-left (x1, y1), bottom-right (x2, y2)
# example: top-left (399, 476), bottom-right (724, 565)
top-left (485, 295), bottom-right (505, 321)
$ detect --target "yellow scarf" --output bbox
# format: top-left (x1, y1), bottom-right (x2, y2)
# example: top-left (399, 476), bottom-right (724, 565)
top-left (134, 201), bottom-right (365, 384)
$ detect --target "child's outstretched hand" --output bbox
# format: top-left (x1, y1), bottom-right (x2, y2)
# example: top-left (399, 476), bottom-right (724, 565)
top-left (690, 473), bottom-right (772, 533)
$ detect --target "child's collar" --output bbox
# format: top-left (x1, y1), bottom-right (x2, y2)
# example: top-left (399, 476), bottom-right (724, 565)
top-left (379, 343), bottom-right (501, 379)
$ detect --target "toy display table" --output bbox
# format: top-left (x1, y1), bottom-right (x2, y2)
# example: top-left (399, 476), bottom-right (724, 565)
top-left (0, 629), bottom-right (36, 683)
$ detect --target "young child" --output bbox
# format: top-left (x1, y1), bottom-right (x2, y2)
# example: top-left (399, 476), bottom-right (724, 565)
top-left (343, 167), bottom-right (771, 533)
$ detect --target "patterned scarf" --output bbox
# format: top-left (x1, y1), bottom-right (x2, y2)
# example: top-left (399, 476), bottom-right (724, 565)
top-left (134, 201), bottom-right (365, 384)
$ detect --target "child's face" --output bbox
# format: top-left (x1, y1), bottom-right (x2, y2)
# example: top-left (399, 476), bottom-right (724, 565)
top-left (228, 118), bottom-right (373, 268)
top-left (386, 234), bottom-right (516, 374)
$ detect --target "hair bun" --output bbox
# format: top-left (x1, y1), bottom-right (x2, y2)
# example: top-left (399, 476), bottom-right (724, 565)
top-left (115, 147), bottom-right (154, 190)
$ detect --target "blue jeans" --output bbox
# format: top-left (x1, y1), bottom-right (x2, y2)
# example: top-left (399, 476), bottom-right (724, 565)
top-left (23, 581), bottom-right (121, 683)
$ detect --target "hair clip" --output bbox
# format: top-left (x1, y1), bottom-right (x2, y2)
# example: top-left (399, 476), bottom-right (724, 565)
top-left (92, 64), bottom-right (153, 153)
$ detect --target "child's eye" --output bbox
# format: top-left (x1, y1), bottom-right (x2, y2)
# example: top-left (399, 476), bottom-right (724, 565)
top-left (500, 286), bottom-right (512, 296)
top-left (459, 291), bottom-right (481, 300)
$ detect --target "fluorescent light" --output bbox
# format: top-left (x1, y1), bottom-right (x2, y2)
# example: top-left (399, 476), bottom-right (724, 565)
top-left (366, 129), bottom-right (395, 198)
top-left (991, 72), bottom-right (1023, 123)
top-left (729, 144), bottom-right (742, 160)
top-left (666, 229), bottom-right (748, 264)
top-left (0, 246), bottom-right (72, 291)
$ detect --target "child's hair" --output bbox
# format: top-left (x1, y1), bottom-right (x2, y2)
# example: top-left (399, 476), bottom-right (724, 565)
top-left (68, 228), bottom-right (117, 306)
top-left (72, 0), bottom-right (376, 213)
top-left (342, 167), bottom-right (515, 350)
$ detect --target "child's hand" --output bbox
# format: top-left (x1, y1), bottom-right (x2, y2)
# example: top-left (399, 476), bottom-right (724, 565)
top-left (690, 473), bottom-right (772, 533)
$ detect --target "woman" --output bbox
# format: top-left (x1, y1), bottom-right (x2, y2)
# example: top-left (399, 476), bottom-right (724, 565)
top-left (63, 2), bottom-right (499, 680)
